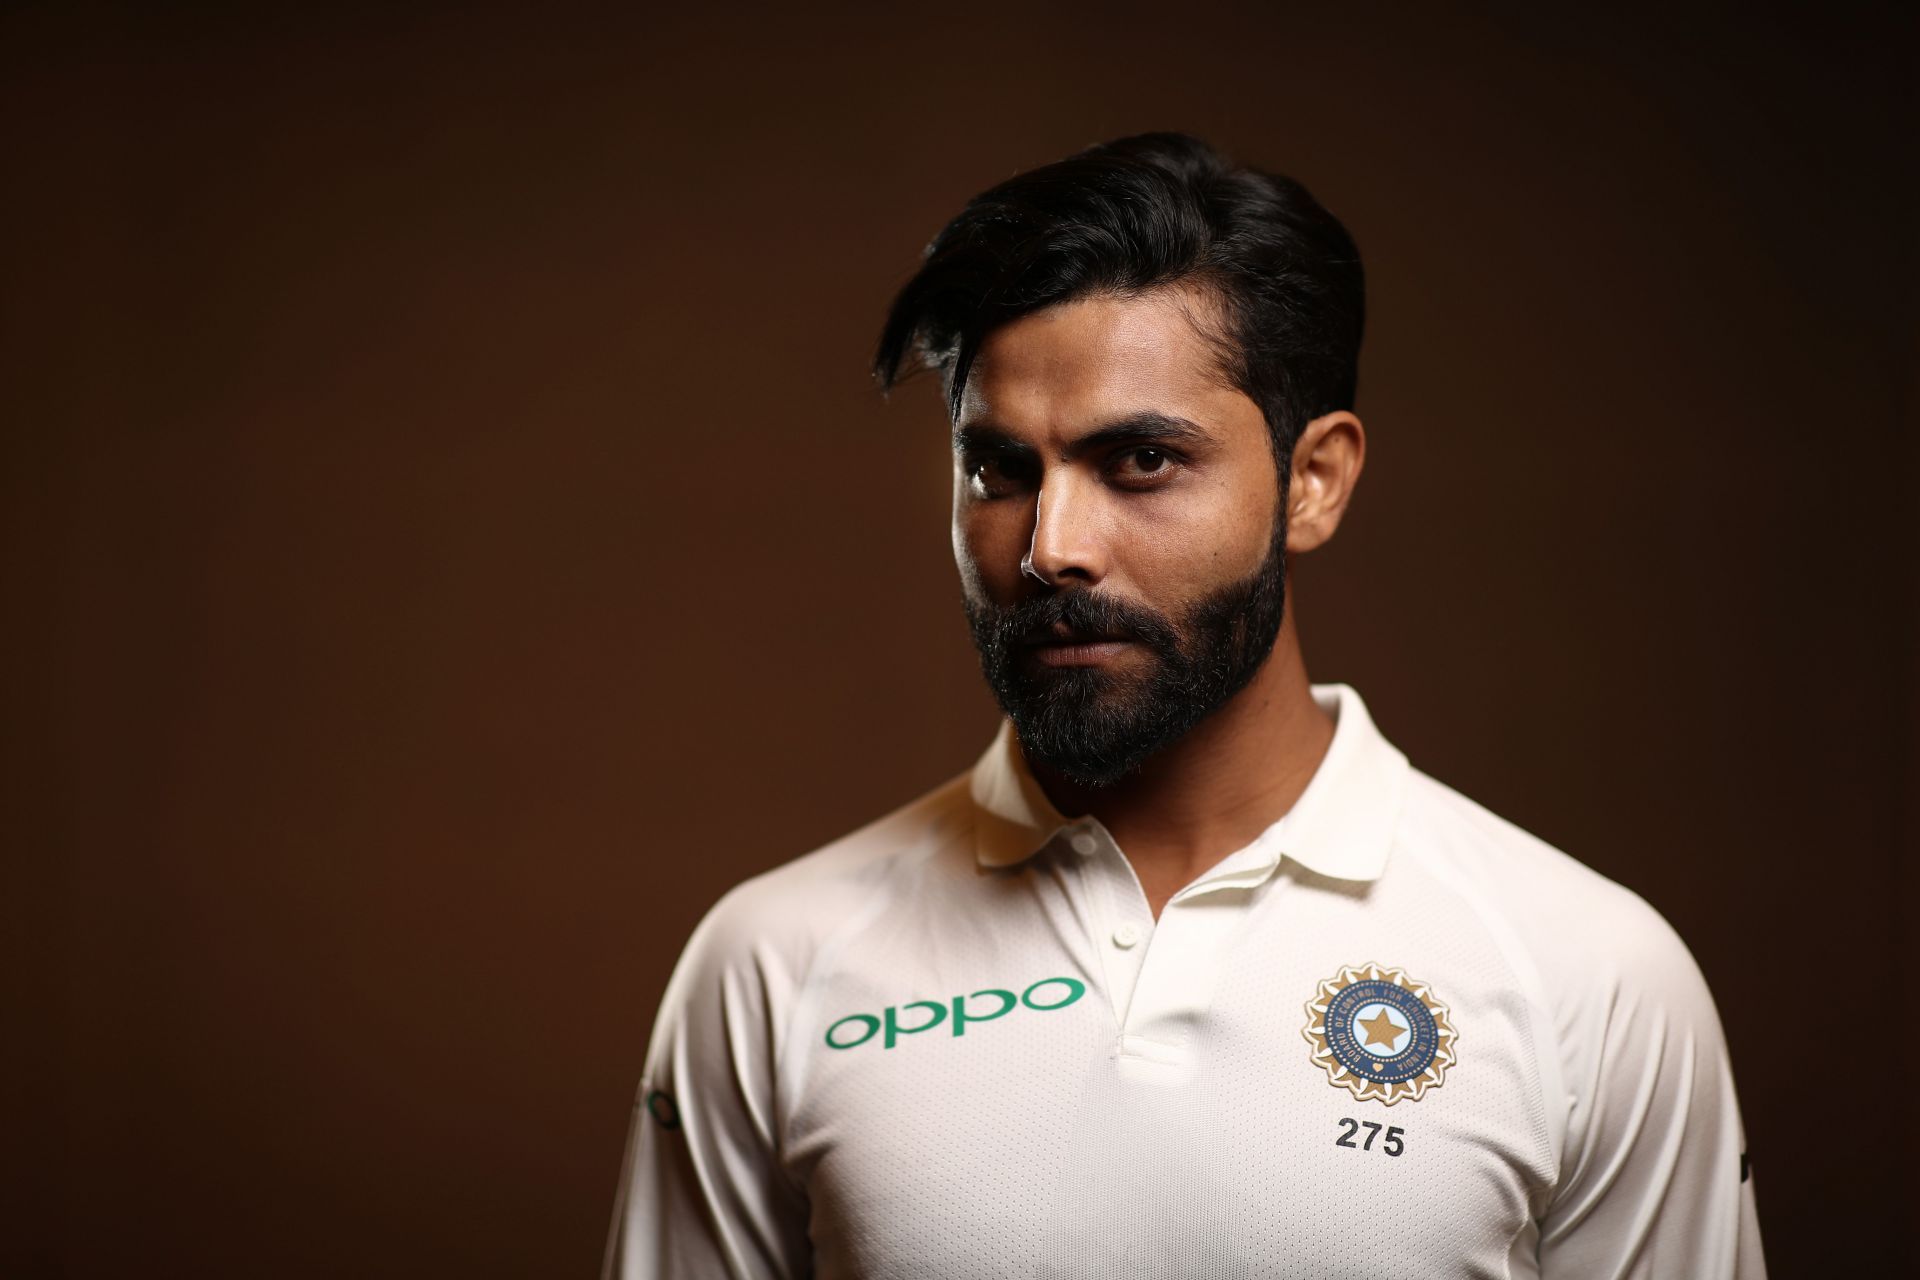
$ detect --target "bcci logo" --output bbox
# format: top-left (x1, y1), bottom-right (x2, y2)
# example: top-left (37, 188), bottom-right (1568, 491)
top-left (1302, 961), bottom-right (1458, 1105)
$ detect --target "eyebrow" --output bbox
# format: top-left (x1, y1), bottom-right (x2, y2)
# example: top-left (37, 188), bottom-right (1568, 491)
top-left (951, 411), bottom-right (1215, 458)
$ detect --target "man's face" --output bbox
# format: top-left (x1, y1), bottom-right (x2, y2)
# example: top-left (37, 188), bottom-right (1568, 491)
top-left (952, 286), bottom-right (1288, 788)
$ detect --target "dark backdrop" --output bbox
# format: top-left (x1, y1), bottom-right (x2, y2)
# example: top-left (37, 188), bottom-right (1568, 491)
top-left (5, 3), bottom-right (1913, 1275)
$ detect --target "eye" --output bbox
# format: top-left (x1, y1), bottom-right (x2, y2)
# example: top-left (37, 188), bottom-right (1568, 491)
top-left (1113, 446), bottom-right (1177, 483)
top-left (963, 453), bottom-right (1031, 498)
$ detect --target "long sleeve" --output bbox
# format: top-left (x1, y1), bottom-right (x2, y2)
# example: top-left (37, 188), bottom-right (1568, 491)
top-left (601, 889), bottom-right (813, 1280)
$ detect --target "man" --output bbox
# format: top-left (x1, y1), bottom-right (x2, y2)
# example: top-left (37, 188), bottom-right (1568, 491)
top-left (602, 133), bottom-right (1765, 1277)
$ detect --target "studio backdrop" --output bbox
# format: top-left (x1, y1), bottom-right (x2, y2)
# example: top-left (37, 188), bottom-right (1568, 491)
top-left (5, 3), bottom-right (1912, 1276)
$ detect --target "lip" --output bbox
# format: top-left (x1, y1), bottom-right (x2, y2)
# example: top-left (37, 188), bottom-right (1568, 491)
top-left (1020, 624), bottom-right (1126, 648)
top-left (1025, 638), bottom-right (1133, 667)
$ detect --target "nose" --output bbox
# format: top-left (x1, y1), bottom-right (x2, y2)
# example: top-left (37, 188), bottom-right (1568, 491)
top-left (1020, 475), bottom-right (1106, 587)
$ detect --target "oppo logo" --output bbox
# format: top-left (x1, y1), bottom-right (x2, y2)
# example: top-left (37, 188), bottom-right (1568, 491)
top-left (824, 977), bottom-right (1087, 1051)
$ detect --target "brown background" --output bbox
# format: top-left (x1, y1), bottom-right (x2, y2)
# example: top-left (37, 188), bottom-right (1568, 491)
top-left (4, 2), bottom-right (1913, 1275)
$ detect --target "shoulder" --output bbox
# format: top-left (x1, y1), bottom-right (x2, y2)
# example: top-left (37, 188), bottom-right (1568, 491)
top-left (1392, 766), bottom-right (1740, 1186)
top-left (666, 769), bottom-right (977, 998)
top-left (1394, 766), bottom-right (1723, 1030)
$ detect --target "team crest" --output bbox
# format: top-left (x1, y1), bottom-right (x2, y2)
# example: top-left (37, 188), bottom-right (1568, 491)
top-left (1302, 961), bottom-right (1457, 1105)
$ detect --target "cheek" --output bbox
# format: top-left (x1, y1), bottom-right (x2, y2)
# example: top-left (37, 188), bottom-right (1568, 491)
top-left (951, 505), bottom-right (1011, 603)
top-left (1139, 486), bottom-right (1273, 590)
top-left (951, 519), bottom-right (985, 600)
top-left (950, 472), bottom-right (981, 598)
top-left (1213, 468), bottom-right (1281, 555)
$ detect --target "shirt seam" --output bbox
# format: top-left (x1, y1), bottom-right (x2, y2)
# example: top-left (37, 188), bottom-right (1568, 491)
top-left (1393, 832), bottom-right (1563, 1204)
top-left (767, 798), bottom-right (973, 1182)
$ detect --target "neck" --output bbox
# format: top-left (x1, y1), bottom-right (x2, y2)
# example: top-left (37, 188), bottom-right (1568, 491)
top-left (1026, 601), bottom-right (1334, 917)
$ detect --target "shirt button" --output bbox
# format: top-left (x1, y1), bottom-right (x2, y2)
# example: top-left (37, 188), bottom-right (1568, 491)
top-left (1070, 832), bottom-right (1098, 855)
top-left (1112, 923), bottom-right (1141, 949)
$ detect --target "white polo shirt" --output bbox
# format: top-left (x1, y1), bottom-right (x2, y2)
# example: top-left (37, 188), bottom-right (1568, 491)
top-left (603, 682), bottom-right (1765, 1278)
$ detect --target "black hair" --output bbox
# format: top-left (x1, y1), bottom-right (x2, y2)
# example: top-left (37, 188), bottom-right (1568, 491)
top-left (872, 132), bottom-right (1364, 472)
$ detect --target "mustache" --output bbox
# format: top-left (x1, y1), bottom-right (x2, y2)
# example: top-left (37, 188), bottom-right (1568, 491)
top-left (983, 589), bottom-right (1182, 654)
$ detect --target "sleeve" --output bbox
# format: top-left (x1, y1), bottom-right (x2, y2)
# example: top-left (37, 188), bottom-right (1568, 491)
top-left (600, 888), bottom-right (813, 1280)
top-left (1538, 907), bottom-right (1766, 1278)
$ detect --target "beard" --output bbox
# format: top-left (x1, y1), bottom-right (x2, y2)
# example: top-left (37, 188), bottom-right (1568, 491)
top-left (963, 501), bottom-right (1289, 789)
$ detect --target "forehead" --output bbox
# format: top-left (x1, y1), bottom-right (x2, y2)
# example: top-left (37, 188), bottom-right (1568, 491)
top-left (955, 286), bottom-right (1257, 442)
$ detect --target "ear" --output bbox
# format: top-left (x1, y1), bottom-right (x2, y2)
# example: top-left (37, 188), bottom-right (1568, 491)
top-left (1286, 410), bottom-right (1366, 554)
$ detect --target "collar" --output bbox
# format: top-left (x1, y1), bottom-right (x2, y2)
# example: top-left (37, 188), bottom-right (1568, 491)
top-left (968, 682), bottom-right (1410, 884)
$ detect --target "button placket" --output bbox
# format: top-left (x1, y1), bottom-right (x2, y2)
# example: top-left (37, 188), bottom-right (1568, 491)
top-left (1113, 854), bottom-right (1284, 1068)
top-left (1117, 907), bottom-right (1209, 1064)
top-left (1121, 883), bottom-right (1277, 1066)
top-left (1071, 821), bottom-right (1153, 1027)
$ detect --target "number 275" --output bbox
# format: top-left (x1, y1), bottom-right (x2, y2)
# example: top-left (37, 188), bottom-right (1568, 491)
top-left (1335, 1117), bottom-right (1404, 1156)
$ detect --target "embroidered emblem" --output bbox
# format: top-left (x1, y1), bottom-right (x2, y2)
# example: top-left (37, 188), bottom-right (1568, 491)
top-left (1303, 961), bottom-right (1457, 1105)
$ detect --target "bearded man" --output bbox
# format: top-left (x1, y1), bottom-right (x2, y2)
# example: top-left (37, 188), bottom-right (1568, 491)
top-left (602, 132), bottom-right (1766, 1279)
